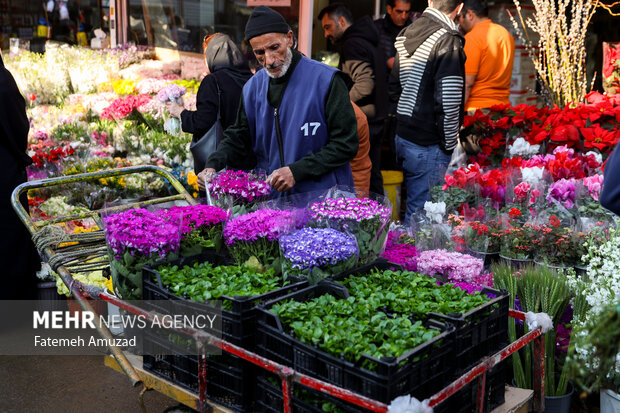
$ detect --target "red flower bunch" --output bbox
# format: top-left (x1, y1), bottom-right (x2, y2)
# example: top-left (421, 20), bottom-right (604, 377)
top-left (101, 94), bottom-right (151, 120)
top-left (29, 141), bottom-right (75, 168)
top-left (508, 207), bottom-right (522, 219)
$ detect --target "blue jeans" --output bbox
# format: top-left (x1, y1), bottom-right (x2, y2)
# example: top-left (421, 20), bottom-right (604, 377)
top-left (395, 135), bottom-right (452, 224)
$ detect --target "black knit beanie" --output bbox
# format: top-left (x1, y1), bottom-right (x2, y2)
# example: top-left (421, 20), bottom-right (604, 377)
top-left (244, 6), bottom-right (290, 41)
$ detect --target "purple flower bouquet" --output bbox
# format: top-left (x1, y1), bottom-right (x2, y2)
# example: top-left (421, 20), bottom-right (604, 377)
top-left (208, 170), bottom-right (271, 206)
top-left (308, 196), bottom-right (392, 265)
top-left (103, 208), bottom-right (181, 299)
top-left (223, 208), bottom-right (297, 270)
top-left (159, 205), bottom-right (229, 256)
top-left (279, 227), bottom-right (358, 284)
top-left (416, 249), bottom-right (484, 284)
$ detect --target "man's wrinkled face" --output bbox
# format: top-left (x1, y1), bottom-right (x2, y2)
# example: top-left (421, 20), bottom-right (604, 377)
top-left (250, 31), bottom-right (294, 78)
top-left (322, 14), bottom-right (345, 44)
top-left (387, 0), bottom-right (412, 27)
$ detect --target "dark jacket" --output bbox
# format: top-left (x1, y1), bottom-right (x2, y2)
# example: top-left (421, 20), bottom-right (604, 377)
top-left (180, 33), bottom-right (253, 169)
top-left (374, 13), bottom-right (408, 64)
top-left (0, 54), bottom-right (40, 299)
top-left (600, 146), bottom-right (620, 216)
top-left (390, 8), bottom-right (465, 153)
top-left (338, 16), bottom-right (388, 122)
top-left (206, 51), bottom-right (358, 191)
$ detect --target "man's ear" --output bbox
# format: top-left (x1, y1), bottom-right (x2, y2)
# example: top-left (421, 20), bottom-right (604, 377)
top-left (285, 30), bottom-right (294, 47)
top-left (338, 15), bottom-right (348, 28)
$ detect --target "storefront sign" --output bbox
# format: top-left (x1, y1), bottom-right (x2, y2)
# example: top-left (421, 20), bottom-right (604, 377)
top-left (247, 0), bottom-right (291, 6)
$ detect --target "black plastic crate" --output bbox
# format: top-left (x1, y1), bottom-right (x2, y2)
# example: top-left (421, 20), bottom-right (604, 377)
top-left (142, 329), bottom-right (255, 412)
top-left (142, 251), bottom-right (307, 348)
top-left (256, 282), bottom-right (455, 404)
top-left (429, 287), bottom-right (509, 376)
top-left (437, 359), bottom-right (507, 413)
top-left (330, 264), bottom-right (509, 378)
top-left (256, 372), bottom-right (371, 413)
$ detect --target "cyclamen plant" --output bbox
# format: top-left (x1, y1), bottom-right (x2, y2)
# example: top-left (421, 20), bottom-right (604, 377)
top-left (103, 208), bottom-right (181, 299)
top-left (309, 197), bottom-right (392, 265)
top-left (223, 209), bottom-right (297, 270)
top-left (279, 227), bottom-right (358, 283)
top-left (208, 170), bottom-right (271, 205)
top-left (159, 205), bottom-right (228, 256)
top-left (381, 240), bottom-right (418, 271)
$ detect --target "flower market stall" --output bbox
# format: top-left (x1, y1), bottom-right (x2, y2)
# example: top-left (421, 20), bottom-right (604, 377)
top-left (5, 14), bottom-right (620, 410)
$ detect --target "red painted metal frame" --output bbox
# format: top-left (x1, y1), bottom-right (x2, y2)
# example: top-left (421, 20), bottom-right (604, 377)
top-left (96, 290), bottom-right (545, 413)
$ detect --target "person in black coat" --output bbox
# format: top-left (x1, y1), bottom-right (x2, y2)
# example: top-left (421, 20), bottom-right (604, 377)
top-left (0, 52), bottom-right (40, 299)
top-left (600, 146), bottom-right (620, 216)
top-left (167, 33), bottom-right (255, 171)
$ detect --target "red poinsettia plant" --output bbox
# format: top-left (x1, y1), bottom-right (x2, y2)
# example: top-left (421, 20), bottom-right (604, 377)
top-left (603, 42), bottom-right (620, 95)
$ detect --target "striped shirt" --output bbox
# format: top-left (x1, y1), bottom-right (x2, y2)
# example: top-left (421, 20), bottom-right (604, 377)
top-left (395, 7), bottom-right (463, 150)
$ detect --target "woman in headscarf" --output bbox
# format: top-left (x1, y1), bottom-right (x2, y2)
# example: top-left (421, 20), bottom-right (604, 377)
top-left (0, 52), bottom-right (40, 299)
top-left (168, 33), bottom-right (254, 171)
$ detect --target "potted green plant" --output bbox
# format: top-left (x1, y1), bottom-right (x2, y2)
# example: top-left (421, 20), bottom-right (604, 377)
top-left (492, 262), bottom-right (574, 411)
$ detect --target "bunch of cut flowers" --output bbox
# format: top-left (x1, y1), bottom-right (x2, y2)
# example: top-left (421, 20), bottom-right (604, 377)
top-left (381, 230), bottom-right (419, 271)
top-left (308, 192), bottom-right (391, 265)
top-left (208, 170), bottom-right (271, 206)
top-left (416, 249), bottom-right (485, 284)
top-left (159, 205), bottom-right (229, 256)
top-left (158, 84), bottom-right (187, 134)
top-left (103, 208), bottom-right (181, 299)
top-left (279, 227), bottom-right (358, 284)
top-left (223, 208), bottom-right (297, 271)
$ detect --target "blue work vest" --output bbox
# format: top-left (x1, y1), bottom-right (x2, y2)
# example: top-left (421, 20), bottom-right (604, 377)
top-left (243, 56), bottom-right (354, 196)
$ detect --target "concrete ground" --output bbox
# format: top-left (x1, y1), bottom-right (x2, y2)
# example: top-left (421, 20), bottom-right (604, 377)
top-left (0, 355), bottom-right (187, 413)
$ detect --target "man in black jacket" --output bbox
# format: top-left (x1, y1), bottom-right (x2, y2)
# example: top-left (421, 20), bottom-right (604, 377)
top-left (375, 0), bottom-right (414, 72)
top-left (390, 0), bottom-right (465, 223)
top-left (319, 4), bottom-right (388, 195)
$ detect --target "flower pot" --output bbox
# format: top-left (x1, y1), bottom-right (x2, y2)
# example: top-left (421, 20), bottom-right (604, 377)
top-left (600, 389), bottom-right (620, 413)
top-left (534, 260), bottom-right (572, 272)
top-left (544, 382), bottom-right (573, 413)
top-left (36, 281), bottom-right (67, 311)
top-left (499, 254), bottom-right (531, 270)
top-left (469, 250), bottom-right (500, 268)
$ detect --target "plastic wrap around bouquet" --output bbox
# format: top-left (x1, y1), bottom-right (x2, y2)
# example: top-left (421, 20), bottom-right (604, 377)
top-left (307, 188), bottom-right (391, 265)
top-left (158, 83), bottom-right (186, 134)
top-left (279, 227), bottom-right (359, 284)
top-left (158, 204), bottom-right (229, 256)
top-left (223, 208), bottom-right (298, 271)
top-left (102, 208), bottom-right (181, 299)
top-left (207, 169), bottom-right (271, 208)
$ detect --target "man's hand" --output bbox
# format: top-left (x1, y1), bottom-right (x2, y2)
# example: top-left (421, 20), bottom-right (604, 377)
top-left (166, 101), bottom-right (184, 118)
top-left (197, 168), bottom-right (216, 191)
top-left (387, 57), bottom-right (395, 71)
top-left (267, 167), bottom-right (295, 192)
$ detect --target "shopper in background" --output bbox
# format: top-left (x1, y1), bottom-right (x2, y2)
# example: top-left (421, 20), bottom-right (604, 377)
top-left (390, 0), bottom-right (466, 222)
top-left (600, 145), bottom-right (620, 216)
top-left (0, 52), bottom-right (40, 299)
top-left (197, 6), bottom-right (358, 196)
top-left (375, 0), bottom-right (414, 72)
top-left (167, 33), bottom-right (255, 171)
top-left (456, 0), bottom-right (514, 112)
top-left (319, 3), bottom-right (388, 196)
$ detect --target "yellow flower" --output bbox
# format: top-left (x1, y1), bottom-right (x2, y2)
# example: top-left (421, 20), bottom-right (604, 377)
top-left (187, 170), bottom-right (199, 191)
top-left (104, 277), bottom-right (114, 293)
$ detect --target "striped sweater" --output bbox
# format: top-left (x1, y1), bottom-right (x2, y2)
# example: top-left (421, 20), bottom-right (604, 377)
top-left (391, 7), bottom-right (465, 153)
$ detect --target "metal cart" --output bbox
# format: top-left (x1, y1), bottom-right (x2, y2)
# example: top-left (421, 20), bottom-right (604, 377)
top-left (12, 165), bottom-right (546, 413)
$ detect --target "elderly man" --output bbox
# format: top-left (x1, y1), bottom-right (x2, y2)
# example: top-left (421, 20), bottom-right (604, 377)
top-left (198, 6), bottom-right (357, 196)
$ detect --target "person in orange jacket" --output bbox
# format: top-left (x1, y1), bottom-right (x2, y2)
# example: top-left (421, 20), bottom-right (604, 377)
top-left (350, 101), bottom-right (372, 193)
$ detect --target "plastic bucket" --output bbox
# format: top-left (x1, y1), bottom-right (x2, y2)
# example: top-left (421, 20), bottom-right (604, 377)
top-left (380, 170), bottom-right (403, 221)
top-left (601, 389), bottom-right (620, 413)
